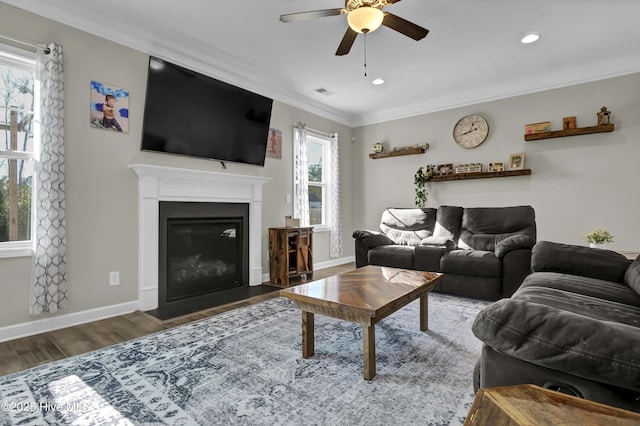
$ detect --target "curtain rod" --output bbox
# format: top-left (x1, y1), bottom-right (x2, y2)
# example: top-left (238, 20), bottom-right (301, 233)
top-left (294, 122), bottom-right (332, 138)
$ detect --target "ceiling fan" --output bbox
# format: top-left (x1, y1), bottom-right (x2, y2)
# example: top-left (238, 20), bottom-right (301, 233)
top-left (279, 0), bottom-right (429, 56)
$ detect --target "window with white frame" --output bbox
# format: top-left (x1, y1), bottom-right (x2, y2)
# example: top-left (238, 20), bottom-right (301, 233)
top-left (307, 134), bottom-right (329, 226)
top-left (0, 45), bottom-right (36, 254)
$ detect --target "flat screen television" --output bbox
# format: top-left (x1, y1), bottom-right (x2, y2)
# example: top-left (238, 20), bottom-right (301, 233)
top-left (141, 57), bottom-right (273, 166)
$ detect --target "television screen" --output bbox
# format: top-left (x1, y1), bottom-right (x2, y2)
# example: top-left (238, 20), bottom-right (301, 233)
top-left (141, 57), bottom-right (273, 166)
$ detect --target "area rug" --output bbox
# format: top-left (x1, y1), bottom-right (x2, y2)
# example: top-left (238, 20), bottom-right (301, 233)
top-left (0, 293), bottom-right (489, 425)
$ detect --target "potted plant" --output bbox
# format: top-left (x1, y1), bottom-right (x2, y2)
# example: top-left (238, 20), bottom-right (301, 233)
top-left (583, 228), bottom-right (614, 248)
top-left (414, 165), bottom-right (436, 208)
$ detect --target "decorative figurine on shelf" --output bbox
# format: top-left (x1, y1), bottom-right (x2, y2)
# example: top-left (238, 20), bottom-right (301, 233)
top-left (597, 106), bottom-right (611, 125)
top-left (372, 143), bottom-right (384, 153)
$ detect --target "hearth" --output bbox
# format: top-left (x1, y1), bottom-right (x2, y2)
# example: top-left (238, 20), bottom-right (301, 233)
top-left (159, 202), bottom-right (249, 308)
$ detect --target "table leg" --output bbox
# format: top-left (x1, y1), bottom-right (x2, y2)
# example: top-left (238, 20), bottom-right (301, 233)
top-left (420, 293), bottom-right (429, 331)
top-left (363, 324), bottom-right (376, 380)
top-left (302, 311), bottom-right (314, 358)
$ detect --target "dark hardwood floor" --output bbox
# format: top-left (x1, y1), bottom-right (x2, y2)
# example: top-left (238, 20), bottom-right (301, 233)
top-left (0, 263), bottom-right (355, 377)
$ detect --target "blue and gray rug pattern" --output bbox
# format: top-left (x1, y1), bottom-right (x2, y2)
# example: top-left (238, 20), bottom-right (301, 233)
top-left (0, 293), bottom-right (489, 425)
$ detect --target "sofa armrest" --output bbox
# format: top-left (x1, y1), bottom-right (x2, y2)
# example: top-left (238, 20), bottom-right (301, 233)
top-left (532, 241), bottom-right (630, 283)
top-left (495, 235), bottom-right (536, 259)
top-left (352, 230), bottom-right (394, 248)
top-left (353, 230), bottom-right (395, 268)
top-left (472, 298), bottom-right (640, 391)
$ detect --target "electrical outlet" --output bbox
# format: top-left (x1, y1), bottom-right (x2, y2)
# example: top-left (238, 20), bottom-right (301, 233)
top-left (286, 193), bottom-right (291, 204)
top-left (109, 271), bottom-right (120, 286)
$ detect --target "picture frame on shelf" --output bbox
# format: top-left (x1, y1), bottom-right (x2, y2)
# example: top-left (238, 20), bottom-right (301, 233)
top-left (488, 162), bottom-right (504, 172)
top-left (509, 153), bottom-right (526, 170)
top-left (436, 163), bottom-right (453, 176)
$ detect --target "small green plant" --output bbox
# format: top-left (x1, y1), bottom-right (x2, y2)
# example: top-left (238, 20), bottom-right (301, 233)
top-left (583, 228), bottom-right (614, 244)
top-left (414, 165), bottom-right (436, 208)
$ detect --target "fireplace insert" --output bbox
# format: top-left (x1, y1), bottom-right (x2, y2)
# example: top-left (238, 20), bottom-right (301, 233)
top-left (158, 202), bottom-right (249, 306)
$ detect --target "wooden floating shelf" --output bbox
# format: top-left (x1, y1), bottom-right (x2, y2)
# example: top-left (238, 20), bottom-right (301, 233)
top-left (429, 169), bottom-right (532, 182)
top-left (524, 123), bottom-right (614, 141)
top-left (369, 146), bottom-right (427, 159)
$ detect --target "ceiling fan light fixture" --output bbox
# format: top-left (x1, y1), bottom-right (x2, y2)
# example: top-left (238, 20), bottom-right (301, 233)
top-left (347, 6), bottom-right (384, 34)
top-left (521, 33), bottom-right (540, 44)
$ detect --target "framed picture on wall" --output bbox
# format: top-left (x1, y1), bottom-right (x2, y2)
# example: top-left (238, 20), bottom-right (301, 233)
top-left (436, 163), bottom-right (453, 176)
top-left (266, 128), bottom-right (282, 159)
top-left (488, 162), bottom-right (504, 172)
top-left (90, 80), bottom-right (129, 133)
top-left (509, 153), bottom-right (526, 170)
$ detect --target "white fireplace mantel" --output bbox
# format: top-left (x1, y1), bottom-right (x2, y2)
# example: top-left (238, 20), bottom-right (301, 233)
top-left (129, 163), bottom-right (271, 311)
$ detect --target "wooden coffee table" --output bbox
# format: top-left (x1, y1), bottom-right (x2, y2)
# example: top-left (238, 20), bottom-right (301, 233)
top-left (279, 265), bottom-right (442, 380)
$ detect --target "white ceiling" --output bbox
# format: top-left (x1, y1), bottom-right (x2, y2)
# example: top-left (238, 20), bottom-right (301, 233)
top-left (5, 0), bottom-right (640, 127)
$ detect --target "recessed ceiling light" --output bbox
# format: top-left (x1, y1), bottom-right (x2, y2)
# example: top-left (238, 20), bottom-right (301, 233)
top-left (521, 33), bottom-right (540, 44)
top-left (372, 78), bottom-right (385, 85)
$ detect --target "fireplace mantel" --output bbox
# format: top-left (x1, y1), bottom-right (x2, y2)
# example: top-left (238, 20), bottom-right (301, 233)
top-left (129, 163), bottom-right (271, 311)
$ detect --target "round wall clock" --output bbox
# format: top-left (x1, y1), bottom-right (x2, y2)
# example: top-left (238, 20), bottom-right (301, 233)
top-left (453, 114), bottom-right (489, 149)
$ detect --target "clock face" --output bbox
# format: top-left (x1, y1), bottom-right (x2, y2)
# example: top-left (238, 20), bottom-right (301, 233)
top-left (453, 115), bottom-right (489, 149)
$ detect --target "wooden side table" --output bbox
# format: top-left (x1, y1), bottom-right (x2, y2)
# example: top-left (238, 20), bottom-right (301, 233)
top-left (465, 385), bottom-right (640, 425)
top-left (268, 227), bottom-right (313, 286)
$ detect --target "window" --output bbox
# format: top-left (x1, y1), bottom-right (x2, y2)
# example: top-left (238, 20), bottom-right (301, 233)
top-left (0, 45), bottom-right (36, 256)
top-left (307, 135), bottom-right (328, 226)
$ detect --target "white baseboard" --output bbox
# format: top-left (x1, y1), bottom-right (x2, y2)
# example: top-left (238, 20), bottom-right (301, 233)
top-left (1, 256), bottom-right (355, 343)
top-left (0, 301), bottom-right (139, 343)
top-left (261, 255), bottom-right (355, 283)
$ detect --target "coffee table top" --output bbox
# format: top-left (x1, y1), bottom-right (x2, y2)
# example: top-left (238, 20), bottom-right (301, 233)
top-left (280, 265), bottom-right (442, 319)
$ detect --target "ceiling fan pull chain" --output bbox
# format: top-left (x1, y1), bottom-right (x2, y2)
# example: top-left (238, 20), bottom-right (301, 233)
top-left (363, 31), bottom-right (367, 77)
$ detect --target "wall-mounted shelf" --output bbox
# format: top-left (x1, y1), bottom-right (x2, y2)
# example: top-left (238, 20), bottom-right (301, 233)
top-left (369, 146), bottom-right (427, 159)
top-left (524, 123), bottom-right (614, 141)
top-left (429, 169), bottom-right (531, 182)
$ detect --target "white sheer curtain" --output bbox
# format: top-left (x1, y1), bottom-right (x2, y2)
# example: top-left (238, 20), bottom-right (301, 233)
top-left (293, 122), bottom-right (309, 226)
top-left (29, 43), bottom-right (68, 315)
top-left (328, 133), bottom-right (343, 258)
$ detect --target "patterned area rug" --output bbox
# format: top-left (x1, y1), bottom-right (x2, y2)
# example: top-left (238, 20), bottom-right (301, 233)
top-left (0, 293), bottom-right (489, 425)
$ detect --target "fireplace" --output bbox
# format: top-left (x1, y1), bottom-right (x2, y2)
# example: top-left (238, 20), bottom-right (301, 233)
top-left (159, 202), bottom-right (249, 307)
top-left (129, 164), bottom-right (271, 312)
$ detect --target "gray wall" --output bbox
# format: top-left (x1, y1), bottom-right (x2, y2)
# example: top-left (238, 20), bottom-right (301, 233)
top-left (1, 3), bottom-right (638, 331)
top-left (0, 4), bottom-right (354, 328)
top-left (352, 73), bottom-right (640, 250)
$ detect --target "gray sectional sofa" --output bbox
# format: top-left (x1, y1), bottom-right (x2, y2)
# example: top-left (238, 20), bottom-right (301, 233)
top-left (472, 241), bottom-right (640, 412)
top-left (352, 205), bottom-right (537, 300)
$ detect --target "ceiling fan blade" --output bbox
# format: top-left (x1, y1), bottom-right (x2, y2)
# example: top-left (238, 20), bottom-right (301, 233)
top-left (280, 9), bottom-right (344, 23)
top-left (382, 13), bottom-right (429, 41)
top-left (335, 27), bottom-right (358, 56)
top-left (384, 0), bottom-right (403, 3)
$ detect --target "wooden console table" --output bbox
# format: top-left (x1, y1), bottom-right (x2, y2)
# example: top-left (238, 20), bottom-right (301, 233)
top-left (465, 385), bottom-right (640, 425)
top-left (268, 227), bottom-right (313, 286)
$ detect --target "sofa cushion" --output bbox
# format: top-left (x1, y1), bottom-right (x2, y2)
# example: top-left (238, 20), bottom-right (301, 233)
top-left (532, 241), bottom-right (630, 283)
top-left (625, 259), bottom-right (640, 296)
top-left (379, 207), bottom-right (436, 246)
top-left (368, 245), bottom-right (414, 269)
top-left (472, 298), bottom-right (640, 392)
top-left (519, 271), bottom-right (640, 307)
top-left (513, 285), bottom-right (640, 327)
top-left (414, 245), bottom-right (452, 272)
top-left (441, 249), bottom-right (501, 278)
top-left (459, 206), bottom-right (536, 251)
